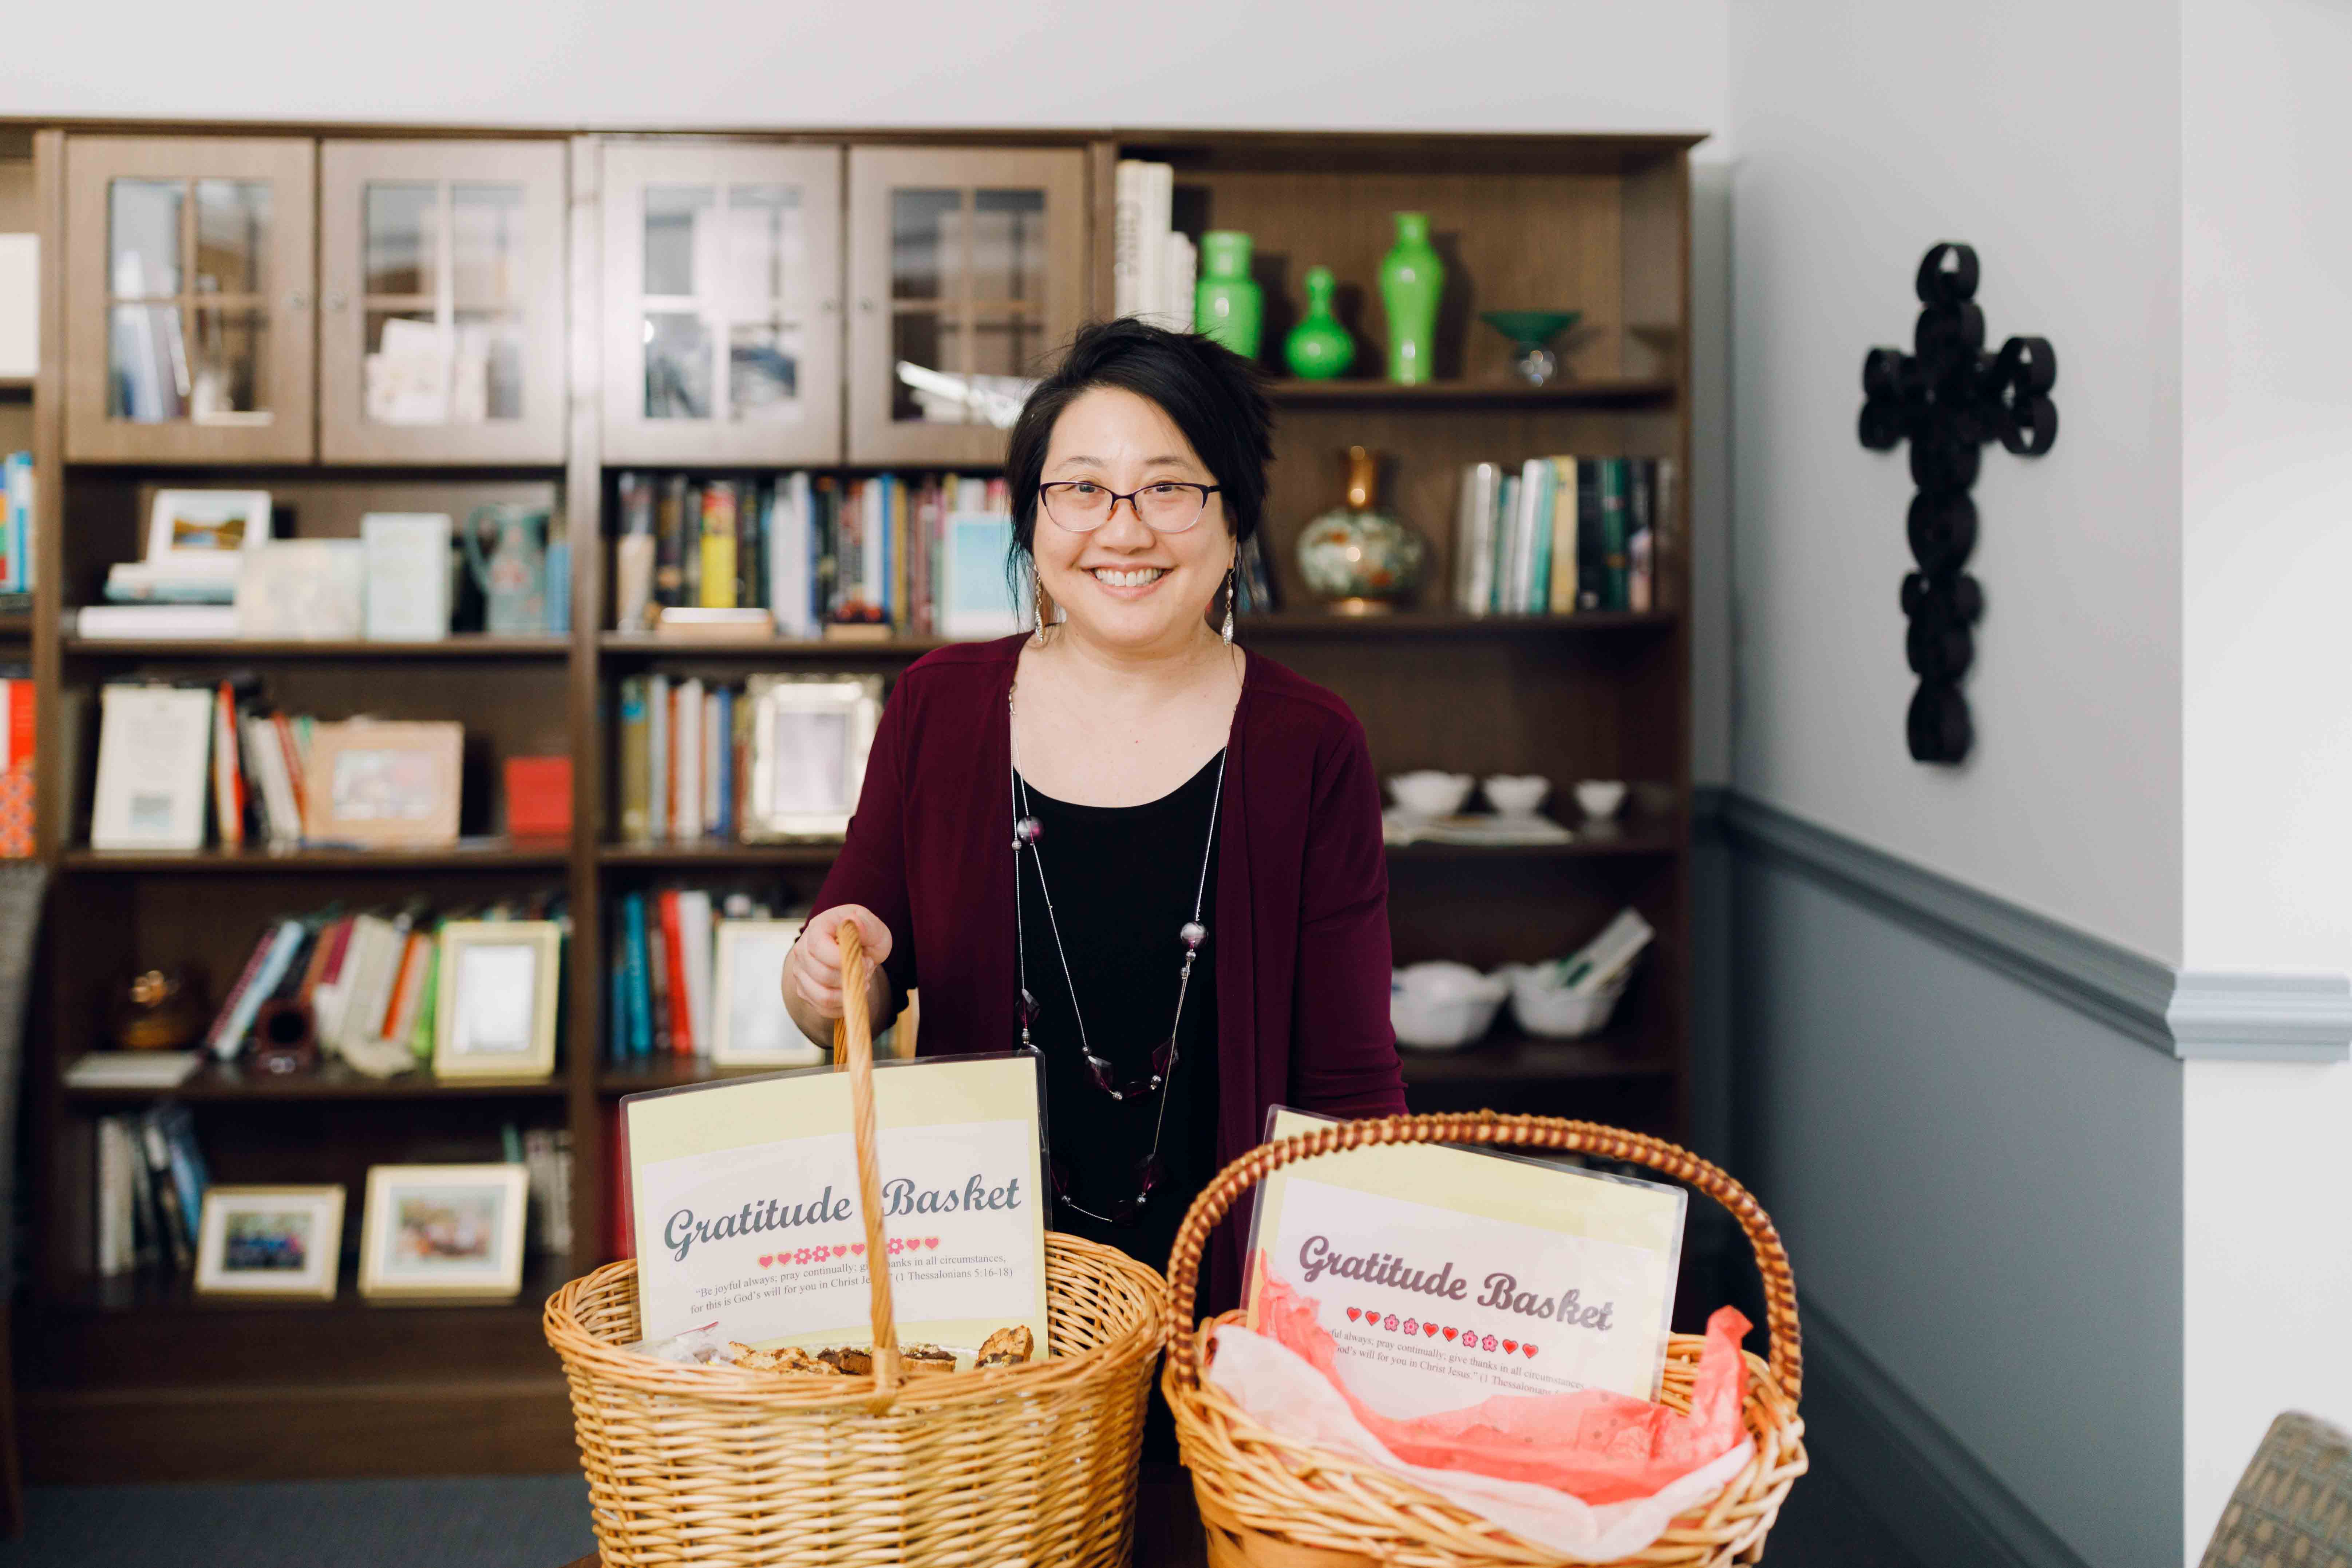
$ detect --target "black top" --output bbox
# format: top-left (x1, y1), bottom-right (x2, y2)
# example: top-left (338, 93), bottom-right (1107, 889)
top-left (1015, 751), bottom-right (1222, 1278)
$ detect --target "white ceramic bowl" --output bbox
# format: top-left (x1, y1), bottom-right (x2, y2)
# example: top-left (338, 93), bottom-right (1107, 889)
top-left (1482, 774), bottom-right (1551, 819)
top-left (1572, 779), bottom-right (1628, 821)
top-left (1500, 964), bottom-right (1632, 1039)
top-left (1389, 770), bottom-right (1475, 819)
top-left (1390, 961), bottom-right (1507, 1050)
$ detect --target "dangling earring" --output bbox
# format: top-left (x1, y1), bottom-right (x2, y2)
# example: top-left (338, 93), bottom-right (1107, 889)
top-left (1221, 564), bottom-right (1237, 645)
top-left (1032, 565), bottom-right (1049, 643)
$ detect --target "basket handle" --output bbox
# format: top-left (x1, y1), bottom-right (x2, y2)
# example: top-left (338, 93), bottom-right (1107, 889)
top-left (1162, 1111), bottom-right (1802, 1403)
top-left (831, 922), bottom-right (902, 1397)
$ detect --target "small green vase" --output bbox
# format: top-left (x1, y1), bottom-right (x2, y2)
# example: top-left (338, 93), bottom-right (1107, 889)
top-left (1283, 266), bottom-right (1356, 380)
top-left (1195, 231), bottom-right (1262, 361)
top-left (1379, 212), bottom-right (1444, 385)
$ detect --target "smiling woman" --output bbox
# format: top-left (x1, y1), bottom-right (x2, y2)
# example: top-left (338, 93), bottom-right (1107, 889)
top-left (780, 324), bottom-right (1407, 1387)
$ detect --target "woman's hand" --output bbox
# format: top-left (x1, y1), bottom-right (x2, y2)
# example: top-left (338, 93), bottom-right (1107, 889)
top-left (783, 904), bottom-right (895, 1043)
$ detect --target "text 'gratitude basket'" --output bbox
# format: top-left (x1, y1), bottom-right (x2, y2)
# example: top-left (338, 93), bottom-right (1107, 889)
top-left (1163, 1113), bottom-right (1809, 1568)
top-left (544, 926), bottom-right (1167, 1567)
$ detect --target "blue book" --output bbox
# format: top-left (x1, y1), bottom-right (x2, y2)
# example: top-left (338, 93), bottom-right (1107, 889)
top-left (713, 685), bottom-right (734, 840)
top-left (155, 1105), bottom-right (208, 1252)
top-left (622, 894), bottom-right (653, 1058)
top-left (608, 925), bottom-right (629, 1065)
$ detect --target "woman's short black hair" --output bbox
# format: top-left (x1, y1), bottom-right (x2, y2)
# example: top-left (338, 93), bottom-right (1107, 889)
top-left (1004, 319), bottom-right (1273, 571)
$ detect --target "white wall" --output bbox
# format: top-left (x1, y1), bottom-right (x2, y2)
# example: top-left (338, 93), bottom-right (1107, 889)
top-left (1727, 0), bottom-right (2184, 963)
top-left (2178, 0), bottom-right (2352, 1552)
top-left (0, 0), bottom-right (1727, 134)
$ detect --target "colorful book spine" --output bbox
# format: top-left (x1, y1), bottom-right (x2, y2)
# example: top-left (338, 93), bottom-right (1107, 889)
top-left (622, 893), bottom-right (653, 1058)
top-left (1628, 458), bottom-right (1656, 613)
top-left (3, 453), bottom-right (31, 593)
top-left (1574, 460), bottom-right (1606, 612)
top-left (698, 481), bottom-right (738, 609)
top-left (658, 890), bottom-right (692, 1057)
top-left (1599, 458), bottom-right (1631, 611)
top-left (1523, 459), bottom-right (1556, 616)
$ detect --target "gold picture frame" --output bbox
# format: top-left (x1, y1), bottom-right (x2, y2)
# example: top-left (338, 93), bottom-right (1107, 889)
top-left (194, 1184), bottom-right (346, 1300)
top-left (432, 920), bottom-right (562, 1080)
top-left (358, 1162), bottom-right (529, 1303)
top-left (301, 719), bottom-right (464, 848)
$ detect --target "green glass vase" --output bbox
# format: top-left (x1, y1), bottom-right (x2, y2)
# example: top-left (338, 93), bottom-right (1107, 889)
top-left (1195, 231), bottom-right (1262, 361)
top-left (1379, 212), bottom-right (1444, 385)
top-left (1283, 265), bottom-right (1356, 380)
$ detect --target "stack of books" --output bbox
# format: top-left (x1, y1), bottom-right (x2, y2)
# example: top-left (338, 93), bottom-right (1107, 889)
top-left (613, 471), bottom-right (1016, 639)
top-left (1452, 457), bottom-right (1677, 617)
top-left (1112, 160), bottom-right (1197, 329)
top-left (93, 1105), bottom-right (209, 1280)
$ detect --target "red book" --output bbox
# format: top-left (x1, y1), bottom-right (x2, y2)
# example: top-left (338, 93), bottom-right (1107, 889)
top-left (657, 889), bottom-right (693, 1057)
top-left (503, 755), bottom-right (571, 840)
top-left (203, 928), bottom-right (283, 1058)
top-left (606, 1103), bottom-right (635, 1261)
top-left (270, 712), bottom-right (307, 828)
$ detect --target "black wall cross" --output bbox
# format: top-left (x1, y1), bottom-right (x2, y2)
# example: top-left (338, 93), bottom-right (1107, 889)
top-left (1858, 242), bottom-right (2057, 763)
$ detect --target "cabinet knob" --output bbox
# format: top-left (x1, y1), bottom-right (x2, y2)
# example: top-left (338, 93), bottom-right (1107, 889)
top-left (820, 298), bottom-right (840, 315)
top-left (287, 291), bottom-right (310, 311)
top-left (858, 297), bottom-right (875, 313)
top-left (325, 292), bottom-right (349, 312)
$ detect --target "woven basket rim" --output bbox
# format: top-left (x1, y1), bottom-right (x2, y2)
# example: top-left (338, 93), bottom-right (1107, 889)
top-left (545, 1228), bottom-right (1167, 1412)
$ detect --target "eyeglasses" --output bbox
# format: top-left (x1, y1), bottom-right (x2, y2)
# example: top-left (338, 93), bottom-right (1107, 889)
top-left (1037, 481), bottom-right (1221, 534)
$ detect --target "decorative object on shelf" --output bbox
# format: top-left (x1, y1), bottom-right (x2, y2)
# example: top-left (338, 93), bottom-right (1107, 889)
top-left (1284, 266), bottom-right (1356, 380)
top-left (1858, 241), bottom-right (2057, 763)
top-left (1195, 231), bottom-right (1263, 361)
top-left (301, 719), bottom-right (464, 849)
top-left (1481, 774), bottom-right (1550, 820)
top-left (1378, 212), bottom-right (1444, 384)
top-left (234, 540), bottom-right (366, 641)
top-left (1479, 309), bottom-right (1582, 387)
top-left (360, 513), bottom-right (454, 642)
top-left (433, 920), bottom-right (563, 1081)
top-left (1502, 908), bottom-right (1653, 1039)
top-left (461, 503), bottom-right (553, 635)
top-left (358, 1162), bottom-right (530, 1302)
top-left (110, 967), bottom-right (208, 1052)
top-left (744, 673), bottom-right (882, 841)
top-left (146, 489), bottom-right (273, 576)
top-left (194, 1185), bottom-right (345, 1300)
top-left (1296, 446), bottom-right (1427, 612)
top-left (249, 996), bottom-right (320, 1075)
top-left (1385, 770), bottom-right (1474, 819)
top-left (503, 755), bottom-right (573, 841)
top-left (710, 917), bottom-right (820, 1067)
top-left (1572, 778), bottom-right (1627, 821)
top-left (1390, 961), bottom-right (1507, 1051)
top-left (89, 684), bottom-right (214, 851)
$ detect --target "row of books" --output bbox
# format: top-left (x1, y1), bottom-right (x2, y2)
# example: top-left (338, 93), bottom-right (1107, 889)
top-left (614, 673), bottom-right (879, 845)
top-left (0, 452), bottom-right (32, 592)
top-left (1452, 457), bottom-right (1677, 617)
top-left (614, 471), bottom-right (1020, 639)
top-left (1111, 160), bottom-right (1197, 329)
top-left (0, 664), bottom-right (29, 857)
top-left (93, 1105), bottom-right (209, 1277)
top-left (609, 887), bottom-right (746, 1062)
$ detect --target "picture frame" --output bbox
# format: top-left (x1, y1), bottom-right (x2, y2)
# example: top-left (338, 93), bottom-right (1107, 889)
top-left (301, 719), bottom-right (463, 847)
top-left (432, 920), bottom-right (562, 1080)
top-left (941, 512), bottom-right (1028, 638)
top-left (358, 1162), bottom-right (529, 1302)
top-left (710, 917), bottom-right (820, 1066)
top-left (194, 1184), bottom-right (346, 1299)
top-left (744, 674), bottom-right (882, 841)
top-left (234, 538), bottom-right (366, 640)
top-left (146, 489), bottom-right (274, 573)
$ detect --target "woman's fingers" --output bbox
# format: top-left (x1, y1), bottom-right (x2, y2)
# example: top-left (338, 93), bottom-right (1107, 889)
top-left (784, 905), bottom-right (891, 1020)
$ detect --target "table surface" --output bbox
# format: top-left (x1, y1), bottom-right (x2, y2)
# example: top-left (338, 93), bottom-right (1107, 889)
top-left (555, 1468), bottom-right (1210, 1567)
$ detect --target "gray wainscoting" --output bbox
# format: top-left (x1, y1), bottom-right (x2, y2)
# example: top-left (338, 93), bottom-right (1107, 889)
top-left (1696, 790), bottom-right (2182, 1568)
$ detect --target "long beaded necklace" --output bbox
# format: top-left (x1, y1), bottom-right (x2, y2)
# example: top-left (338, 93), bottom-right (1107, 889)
top-left (1009, 687), bottom-right (1225, 1228)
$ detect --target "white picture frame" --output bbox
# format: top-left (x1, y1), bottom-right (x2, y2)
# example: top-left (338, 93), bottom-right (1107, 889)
top-left (941, 512), bottom-right (1028, 639)
top-left (711, 917), bottom-right (820, 1067)
top-left (234, 539), bottom-right (366, 640)
top-left (358, 1163), bottom-right (529, 1302)
top-left (89, 683), bottom-right (215, 850)
top-left (432, 921), bottom-right (562, 1080)
top-left (146, 489), bottom-right (273, 574)
top-left (194, 1184), bottom-right (345, 1299)
top-left (360, 512), bottom-right (454, 642)
top-left (744, 674), bottom-right (881, 841)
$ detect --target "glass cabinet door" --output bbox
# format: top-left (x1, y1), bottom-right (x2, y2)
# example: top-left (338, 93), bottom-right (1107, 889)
top-left (63, 136), bottom-right (316, 463)
top-left (846, 148), bottom-right (1086, 466)
top-left (318, 141), bottom-right (567, 463)
top-left (601, 143), bottom-right (842, 465)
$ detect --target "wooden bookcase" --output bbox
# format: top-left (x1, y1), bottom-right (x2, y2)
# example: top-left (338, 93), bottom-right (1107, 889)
top-left (7, 125), bottom-right (1699, 1482)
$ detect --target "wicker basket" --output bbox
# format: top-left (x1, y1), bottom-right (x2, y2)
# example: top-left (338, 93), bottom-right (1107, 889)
top-left (1163, 1113), bottom-right (1809, 1568)
top-left (545, 927), bottom-right (1166, 1567)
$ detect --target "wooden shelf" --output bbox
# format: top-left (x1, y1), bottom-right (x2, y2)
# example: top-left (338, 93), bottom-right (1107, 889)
top-left (600, 841), bottom-right (841, 868)
top-left (60, 841), bottom-right (573, 873)
top-left (63, 1057), bottom-right (569, 1102)
top-left (0, 375), bottom-right (30, 398)
top-left (50, 1252), bottom-right (573, 1316)
top-left (64, 633), bottom-right (570, 660)
top-left (1242, 610), bottom-right (1675, 637)
top-left (0, 612), bottom-right (29, 638)
top-left (1386, 820), bottom-right (1683, 861)
top-left (601, 632), bottom-right (946, 659)
top-left (1264, 376), bottom-right (1676, 410)
top-left (1396, 1027), bottom-right (1673, 1086)
top-left (598, 1058), bottom-right (821, 1095)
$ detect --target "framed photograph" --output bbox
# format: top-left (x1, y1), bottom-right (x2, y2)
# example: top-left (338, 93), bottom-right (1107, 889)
top-left (234, 539), bottom-right (366, 640)
top-left (302, 719), bottom-right (463, 847)
top-left (941, 512), bottom-right (1028, 638)
top-left (147, 489), bottom-right (273, 573)
top-left (433, 920), bottom-right (562, 1080)
top-left (194, 1184), bottom-right (345, 1299)
top-left (744, 674), bottom-right (882, 841)
top-left (358, 1163), bottom-right (528, 1302)
top-left (711, 917), bottom-right (819, 1066)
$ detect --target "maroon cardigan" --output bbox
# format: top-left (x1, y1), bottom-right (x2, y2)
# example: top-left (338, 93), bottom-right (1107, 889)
top-left (812, 635), bottom-right (1408, 1304)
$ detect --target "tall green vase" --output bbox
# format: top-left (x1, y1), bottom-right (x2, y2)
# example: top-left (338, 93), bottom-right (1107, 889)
top-left (1195, 231), bottom-right (1262, 361)
top-left (1283, 265), bottom-right (1356, 380)
top-left (1379, 212), bottom-right (1443, 385)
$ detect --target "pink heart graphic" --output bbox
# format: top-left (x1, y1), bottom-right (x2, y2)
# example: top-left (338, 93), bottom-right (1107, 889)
top-left (1442, 1327), bottom-right (1458, 1341)
top-left (1502, 1339), bottom-right (1518, 1354)
top-left (924, 1236), bottom-right (940, 1250)
top-left (1345, 1308), bottom-right (1361, 1322)
top-left (1423, 1322), bottom-right (1440, 1338)
top-left (832, 1245), bottom-right (849, 1258)
top-left (1522, 1343), bottom-right (1539, 1358)
top-left (758, 1254), bottom-right (773, 1268)
top-left (850, 1243), bottom-right (865, 1255)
